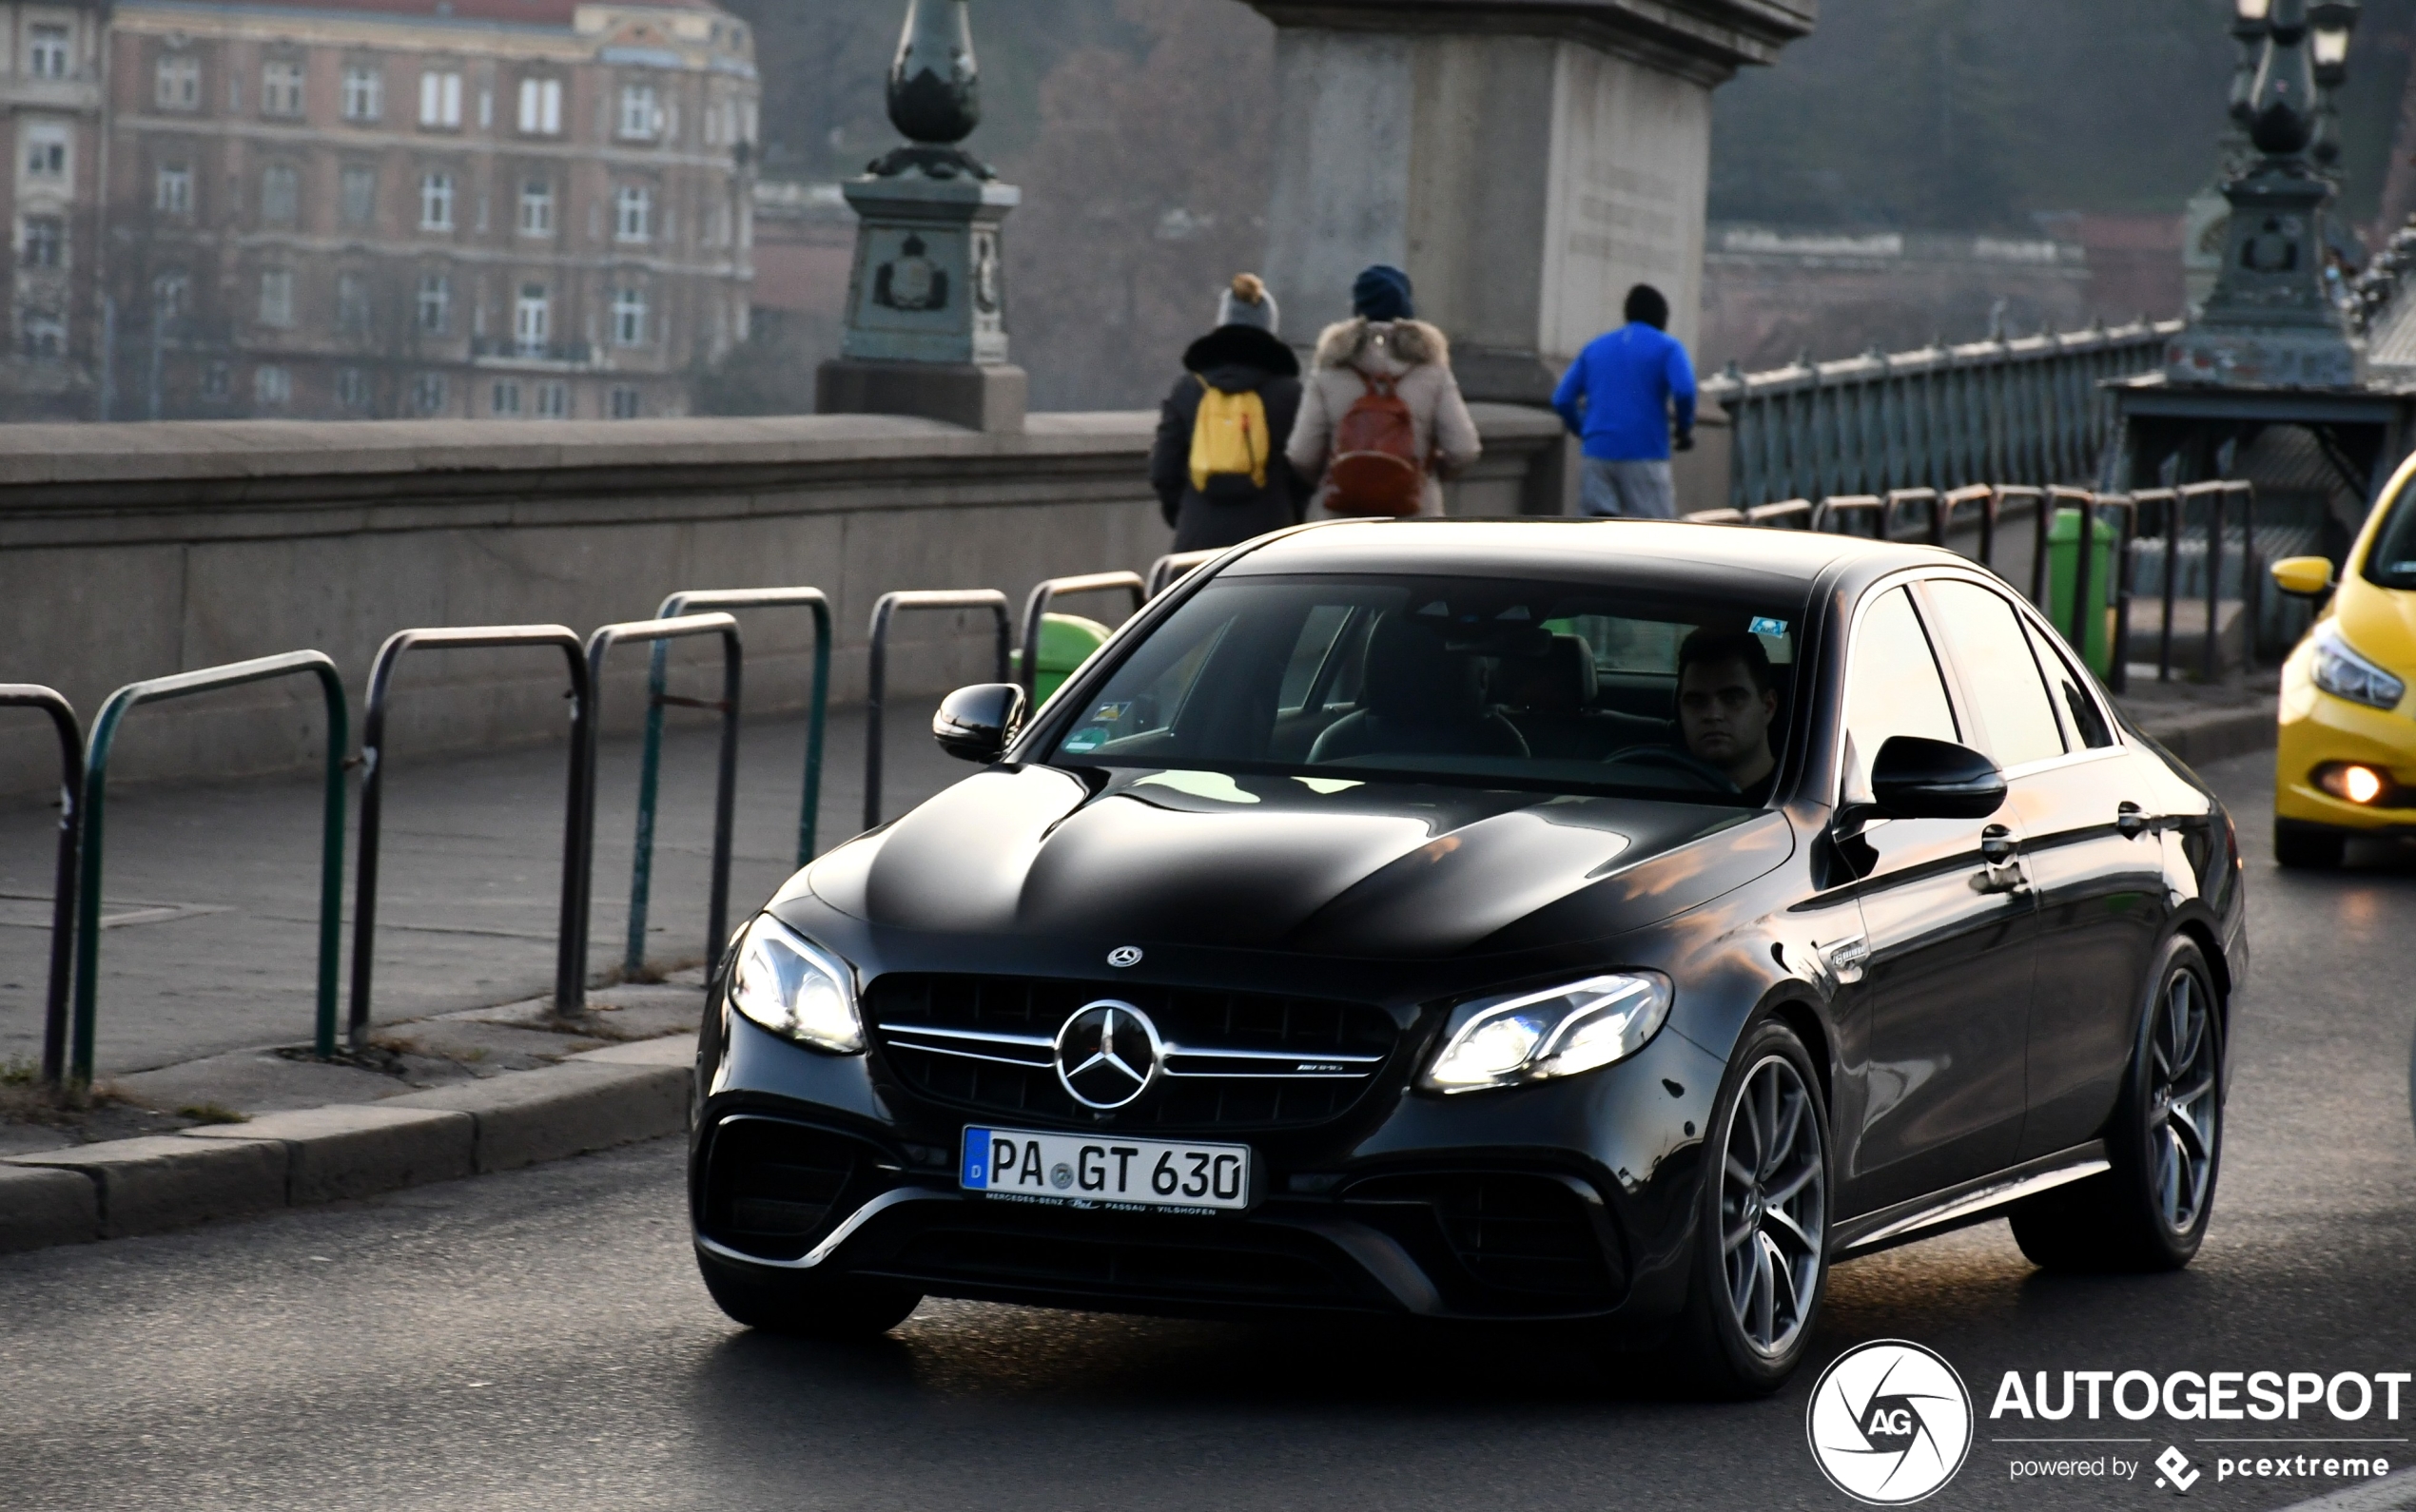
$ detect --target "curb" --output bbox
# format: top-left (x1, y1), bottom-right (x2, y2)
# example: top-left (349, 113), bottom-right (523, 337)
top-left (0, 1036), bottom-right (692, 1256)
top-left (2131, 706), bottom-right (2276, 767)
top-left (2272, 1469), bottom-right (2416, 1512)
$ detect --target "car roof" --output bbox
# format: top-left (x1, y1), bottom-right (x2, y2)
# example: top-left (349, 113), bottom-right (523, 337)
top-left (1221, 517), bottom-right (1958, 596)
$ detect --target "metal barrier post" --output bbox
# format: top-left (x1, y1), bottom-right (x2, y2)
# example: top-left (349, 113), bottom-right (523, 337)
top-left (1, 687), bottom-right (81, 1088)
top-left (2231, 479), bottom-right (2261, 667)
top-left (2056, 485), bottom-right (2098, 655)
top-left (865, 590), bottom-right (1011, 830)
top-left (1989, 486), bottom-right (2049, 607)
top-left (2096, 494), bottom-right (2138, 693)
top-left (564, 614), bottom-right (742, 1016)
top-left (1146, 551), bottom-right (1221, 598)
top-left (2129, 489), bottom-right (2179, 684)
top-left (1941, 485), bottom-right (1997, 568)
top-left (71, 652), bottom-right (348, 1084)
top-left (1885, 487), bottom-right (1943, 546)
top-left (351, 627), bottom-right (588, 1048)
top-left (1745, 499), bottom-right (1814, 529)
top-left (1016, 572), bottom-right (1145, 706)
top-left (1812, 494), bottom-right (1885, 535)
top-left (625, 589), bottom-right (831, 979)
top-left (2203, 484), bottom-right (2227, 685)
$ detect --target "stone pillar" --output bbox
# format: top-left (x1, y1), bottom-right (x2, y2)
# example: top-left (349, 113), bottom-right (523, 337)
top-left (817, 0), bottom-right (1028, 433)
top-left (1245, 1), bottom-right (1814, 407)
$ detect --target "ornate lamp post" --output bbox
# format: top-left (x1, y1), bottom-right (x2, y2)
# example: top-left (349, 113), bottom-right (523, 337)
top-left (815, 0), bottom-right (1026, 433)
top-left (2167, 0), bottom-right (2365, 387)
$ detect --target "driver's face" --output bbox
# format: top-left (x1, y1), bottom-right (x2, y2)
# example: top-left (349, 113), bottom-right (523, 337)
top-left (1678, 659), bottom-right (1776, 772)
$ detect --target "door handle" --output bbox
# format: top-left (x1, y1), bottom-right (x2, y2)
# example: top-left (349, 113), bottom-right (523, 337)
top-left (1979, 824), bottom-right (2017, 864)
top-left (2117, 802), bottom-right (2150, 840)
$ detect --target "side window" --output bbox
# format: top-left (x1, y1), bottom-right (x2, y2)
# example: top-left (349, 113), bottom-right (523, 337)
top-left (1841, 586), bottom-right (1959, 791)
top-left (2027, 618), bottom-right (2115, 749)
top-left (1921, 579), bottom-right (2066, 768)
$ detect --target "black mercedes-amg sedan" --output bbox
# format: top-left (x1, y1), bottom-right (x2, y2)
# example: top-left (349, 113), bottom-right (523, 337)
top-left (688, 519), bottom-right (2246, 1395)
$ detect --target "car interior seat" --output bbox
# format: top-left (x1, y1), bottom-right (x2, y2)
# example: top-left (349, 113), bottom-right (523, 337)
top-left (1308, 614), bottom-right (1530, 764)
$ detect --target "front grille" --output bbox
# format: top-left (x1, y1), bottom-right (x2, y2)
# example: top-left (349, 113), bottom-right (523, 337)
top-left (1344, 1172), bottom-right (1623, 1308)
top-left (699, 1116), bottom-right (870, 1261)
top-left (865, 974), bottom-right (1398, 1132)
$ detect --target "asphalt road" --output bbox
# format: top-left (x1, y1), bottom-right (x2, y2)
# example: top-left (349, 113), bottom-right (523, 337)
top-left (5, 750), bottom-right (2413, 1512)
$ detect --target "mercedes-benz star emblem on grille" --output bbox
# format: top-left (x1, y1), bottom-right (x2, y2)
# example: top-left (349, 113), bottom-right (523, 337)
top-left (1054, 999), bottom-right (1162, 1110)
top-left (1106, 945), bottom-right (1143, 968)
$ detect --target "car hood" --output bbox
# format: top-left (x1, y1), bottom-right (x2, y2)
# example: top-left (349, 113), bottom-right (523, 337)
top-left (2335, 573), bottom-right (2416, 673)
top-left (793, 766), bottom-right (1794, 959)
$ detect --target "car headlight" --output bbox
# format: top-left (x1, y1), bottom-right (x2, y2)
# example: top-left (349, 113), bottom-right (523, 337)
top-left (1420, 973), bottom-right (1671, 1094)
top-left (2310, 622), bottom-right (2407, 711)
top-left (728, 915), bottom-right (864, 1054)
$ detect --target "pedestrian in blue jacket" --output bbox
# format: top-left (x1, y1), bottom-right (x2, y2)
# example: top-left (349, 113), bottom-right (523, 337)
top-left (1552, 284), bottom-right (1698, 519)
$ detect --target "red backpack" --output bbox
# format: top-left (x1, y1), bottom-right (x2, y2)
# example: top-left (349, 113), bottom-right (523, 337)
top-left (1325, 373), bottom-right (1425, 517)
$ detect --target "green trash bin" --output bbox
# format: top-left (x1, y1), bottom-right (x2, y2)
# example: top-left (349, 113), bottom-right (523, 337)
top-left (1007, 612), bottom-right (1112, 708)
top-left (2046, 506), bottom-right (2119, 680)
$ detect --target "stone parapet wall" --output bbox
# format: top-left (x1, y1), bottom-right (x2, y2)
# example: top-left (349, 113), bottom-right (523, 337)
top-left (0, 405), bottom-right (1566, 794)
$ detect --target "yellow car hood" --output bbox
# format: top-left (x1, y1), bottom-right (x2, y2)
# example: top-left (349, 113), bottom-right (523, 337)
top-left (2335, 573), bottom-right (2416, 674)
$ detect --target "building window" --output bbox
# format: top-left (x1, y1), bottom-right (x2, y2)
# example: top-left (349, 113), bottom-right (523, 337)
top-left (613, 185), bottom-right (652, 243)
top-left (338, 272), bottom-right (372, 334)
top-left (513, 283), bottom-right (548, 355)
top-left (154, 271), bottom-right (189, 320)
top-left (419, 70), bottom-right (461, 128)
top-left (29, 25), bottom-right (70, 81)
top-left (255, 364), bottom-right (291, 406)
top-left (258, 268), bottom-right (294, 326)
top-left (21, 217), bottom-right (62, 268)
top-left (411, 371), bottom-right (448, 415)
top-left (24, 128), bottom-right (66, 179)
top-left (156, 53), bottom-right (200, 110)
top-left (610, 286), bottom-right (647, 347)
top-left (617, 84), bottom-right (658, 140)
top-left (516, 76), bottom-right (561, 135)
top-left (261, 163), bottom-right (300, 225)
top-left (23, 310), bottom-right (64, 359)
top-left (341, 65), bottom-right (382, 122)
top-left (416, 271), bottom-right (450, 333)
top-left (340, 165), bottom-right (376, 226)
top-left (204, 360), bottom-right (229, 399)
top-left (609, 385), bottom-right (642, 419)
top-left (155, 163), bottom-right (192, 215)
top-left (262, 60), bottom-right (304, 117)
top-left (336, 367), bottom-right (373, 411)
top-left (419, 172), bottom-right (455, 231)
top-left (535, 380), bottom-right (569, 419)
top-left (490, 378), bottom-right (521, 417)
top-left (518, 179), bottom-right (554, 237)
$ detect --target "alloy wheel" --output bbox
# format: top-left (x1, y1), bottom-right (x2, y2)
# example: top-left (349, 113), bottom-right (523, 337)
top-left (1719, 1054), bottom-right (1825, 1357)
top-left (2148, 966), bottom-right (2219, 1235)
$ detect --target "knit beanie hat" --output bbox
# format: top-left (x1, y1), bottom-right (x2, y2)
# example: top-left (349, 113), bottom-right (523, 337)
top-left (1352, 264), bottom-right (1414, 322)
top-left (1217, 273), bottom-right (1278, 334)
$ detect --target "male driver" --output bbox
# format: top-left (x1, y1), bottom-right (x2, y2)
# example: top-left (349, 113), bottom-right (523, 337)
top-left (1676, 629), bottom-right (1779, 800)
top-left (1552, 283), bottom-right (1699, 519)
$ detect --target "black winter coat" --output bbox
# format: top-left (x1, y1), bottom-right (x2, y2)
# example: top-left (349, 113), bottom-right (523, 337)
top-left (1148, 324), bottom-right (1306, 552)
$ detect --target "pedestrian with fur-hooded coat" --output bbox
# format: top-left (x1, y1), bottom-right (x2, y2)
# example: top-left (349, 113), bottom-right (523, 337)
top-left (1286, 264), bottom-right (1481, 518)
top-left (1148, 274), bottom-right (1307, 552)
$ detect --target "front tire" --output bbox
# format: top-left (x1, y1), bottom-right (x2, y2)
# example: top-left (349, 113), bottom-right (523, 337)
top-left (2275, 821), bottom-right (2346, 869)
top-left (1663, 1019), bottom-right (1831, 1398)
top-left (2010, 937), bottom-right (2223, 1272)
top-left (697, 1251), bottom-right (922, 1338)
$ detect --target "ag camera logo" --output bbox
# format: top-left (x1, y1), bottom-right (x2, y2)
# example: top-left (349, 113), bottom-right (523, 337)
top-left (1808, 1340), bottom-right (1975, 1504)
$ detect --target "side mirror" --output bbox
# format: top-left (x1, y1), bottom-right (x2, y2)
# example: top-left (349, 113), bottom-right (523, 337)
top-left (1860, 735), bottom-right (2007, 822)
top-left (932, 682), bottom-right (1026, 764)
top-left (2271, 554), bottom-right (2336, 599)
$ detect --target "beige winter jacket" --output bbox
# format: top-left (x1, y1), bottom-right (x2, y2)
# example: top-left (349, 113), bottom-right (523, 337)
top-left (1286, 318), bottom-right (1482, 518)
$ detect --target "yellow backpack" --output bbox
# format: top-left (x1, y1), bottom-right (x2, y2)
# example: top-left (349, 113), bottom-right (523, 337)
top-left (1187, 378), bottom-right (1269, 496)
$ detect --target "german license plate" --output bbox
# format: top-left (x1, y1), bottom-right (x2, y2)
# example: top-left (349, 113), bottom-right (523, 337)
top-left (961, 1126), bottom-right (1251, 1212)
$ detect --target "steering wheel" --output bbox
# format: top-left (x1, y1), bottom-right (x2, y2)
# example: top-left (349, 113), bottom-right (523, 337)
top-left (1603, 745), bottom-right (1742, 794)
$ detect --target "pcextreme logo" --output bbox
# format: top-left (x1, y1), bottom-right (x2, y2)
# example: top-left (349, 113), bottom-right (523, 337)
top-left (1807, 1340), bottom-right (1977, 1504)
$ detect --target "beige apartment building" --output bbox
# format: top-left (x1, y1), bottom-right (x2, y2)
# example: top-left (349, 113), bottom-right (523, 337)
top-left (0, 1), bottom-right (107, 419)
top-left (100, 0), bottom-right (758, 422)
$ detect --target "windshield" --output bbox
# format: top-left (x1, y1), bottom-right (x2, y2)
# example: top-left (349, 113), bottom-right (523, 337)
top-left (2365, 479), bottom-right (2416, 591)
top-left (1042, 573), bottom-right (1805, 805)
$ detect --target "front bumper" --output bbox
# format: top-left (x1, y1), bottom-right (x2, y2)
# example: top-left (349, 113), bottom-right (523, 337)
top-left (2275, 659), bottom-right (2416, 834)
top-left (691, 1006), bottom-right (1725, 1327)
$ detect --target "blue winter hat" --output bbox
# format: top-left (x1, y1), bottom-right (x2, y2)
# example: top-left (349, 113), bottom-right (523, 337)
top-left (1352, 264), bottom-right (1414, 322)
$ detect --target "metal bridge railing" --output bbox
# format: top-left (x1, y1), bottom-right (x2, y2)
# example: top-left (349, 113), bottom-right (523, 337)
top-left (1703, 319), bottom-right (2183, 511)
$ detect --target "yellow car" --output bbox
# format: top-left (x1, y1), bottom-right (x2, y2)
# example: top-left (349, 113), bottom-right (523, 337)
top-left (2271, 457), bottom-right (2416, 866)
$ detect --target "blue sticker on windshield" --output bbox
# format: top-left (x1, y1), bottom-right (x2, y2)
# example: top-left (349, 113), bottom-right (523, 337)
top-left (1749, 616), bottom-right (1789, 637)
